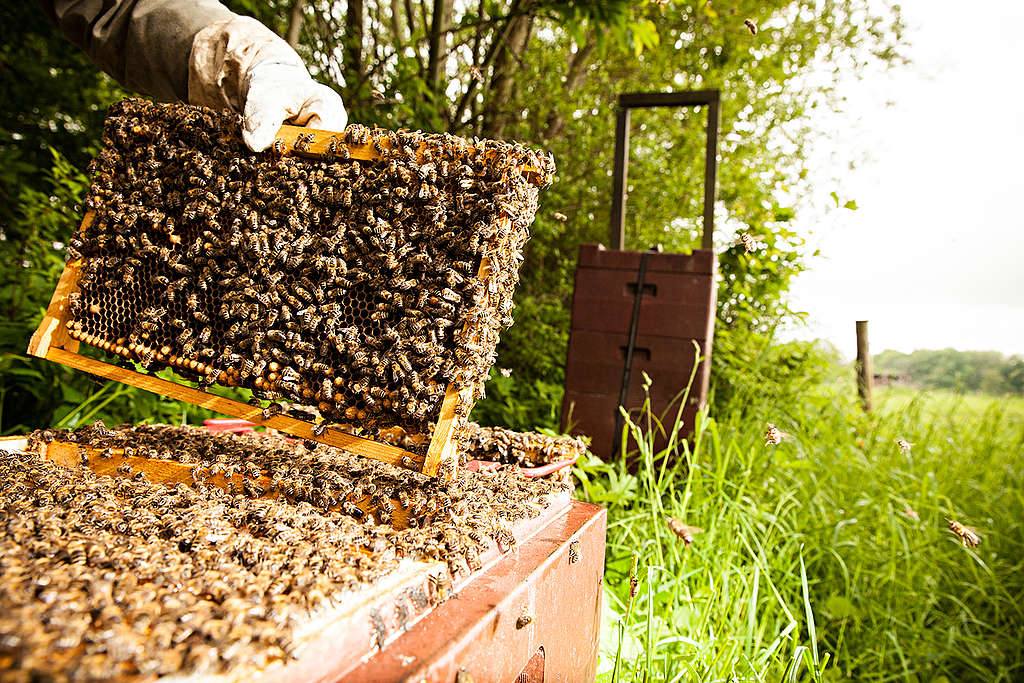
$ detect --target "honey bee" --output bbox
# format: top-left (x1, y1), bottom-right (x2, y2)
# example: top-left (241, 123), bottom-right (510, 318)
top-left (947, 519), bottom-right (981, 549)
top-left (895, 438), bottom-right (914, 454)
top-left (744, 18), bottom-right (757, 35)
top-left (665, 517), bottom-right (703, 548)
top-left (739, 232), bottom-right (757, 253)
top-left (293, 132), bottom-right (316, 152)
top-left (764, 423), bottom-right (788, 446)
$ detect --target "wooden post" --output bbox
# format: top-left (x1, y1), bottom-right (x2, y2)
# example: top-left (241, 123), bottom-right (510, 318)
top-left (856, 320), bottom-right (873, 412)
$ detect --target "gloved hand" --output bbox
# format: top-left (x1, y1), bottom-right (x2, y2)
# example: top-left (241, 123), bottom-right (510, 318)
top-left (188, 16), bottom-right (347, 152)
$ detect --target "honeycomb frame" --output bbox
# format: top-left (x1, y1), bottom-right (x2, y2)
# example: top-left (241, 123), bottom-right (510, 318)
top-left (29, 118), bottom-right (550, 478)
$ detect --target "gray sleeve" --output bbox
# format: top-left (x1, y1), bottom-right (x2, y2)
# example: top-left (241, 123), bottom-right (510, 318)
top-left (40, 0), bottom-right (236, 102)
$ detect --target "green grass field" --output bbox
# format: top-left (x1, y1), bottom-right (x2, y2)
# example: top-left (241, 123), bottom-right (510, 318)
top-left (584, 382), bottom-right (1024, 681)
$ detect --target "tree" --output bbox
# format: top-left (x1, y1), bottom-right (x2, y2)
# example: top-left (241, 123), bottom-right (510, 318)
top-left (0, 0), bottom-right (906, 432)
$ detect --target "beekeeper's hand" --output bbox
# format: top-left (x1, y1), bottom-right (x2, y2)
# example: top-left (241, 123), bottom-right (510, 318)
top-left (188, 15), bottom-right (347, 152)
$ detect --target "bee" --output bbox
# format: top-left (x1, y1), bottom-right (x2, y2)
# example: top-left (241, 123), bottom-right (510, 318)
top-left (947, 519), bottom-right (981, 549)
top-left (568, 539), bottom-right (581, 564)
top-left (499, 368), bottom-right (512, 378)
top-left (744, 18), bottom-right (757, 35)
top-left (552, 211), bottom-right (568, 222)
top-left (315, 135), bottom-right (338, 164)
top-left (370, 89), bottom-right (385, 102)
top-left (739, 232), bottom-right (757, 253)
top-left (293, 131), bottom-right (316, 152)
top-left (515, 614), bottom-right (533, 630)
top-left (895, 438), bottom-right (914, 454)
top-left (764, 423), bottom-right (788, 446)
top-left (261, 403), bottom-right (283, 420)
top-left (665, 517), bottom-right (703, 548)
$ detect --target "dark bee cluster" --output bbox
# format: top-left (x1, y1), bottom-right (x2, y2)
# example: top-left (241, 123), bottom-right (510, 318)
top-left (5, 423), bottom-right (569, 680)
top-left (463, 422), bottom-right (588, 485)
top-left (65, 98), bottom-right (554, 452)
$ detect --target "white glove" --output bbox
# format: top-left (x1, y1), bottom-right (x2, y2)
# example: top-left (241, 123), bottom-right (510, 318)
top-left (188, 16), bottom-right (347, 152)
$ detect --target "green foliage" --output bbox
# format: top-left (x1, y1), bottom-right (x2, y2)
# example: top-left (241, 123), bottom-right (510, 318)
top-left (0, 1), bottom-right (904, 434)
top-left (875, 348), bottom-right (1024, 396)
top-left (586, 377), bottom-right (1024, 680)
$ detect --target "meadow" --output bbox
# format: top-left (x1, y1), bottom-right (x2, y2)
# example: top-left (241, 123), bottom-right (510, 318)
top-left (585, 381), bottom-right (1024, 681)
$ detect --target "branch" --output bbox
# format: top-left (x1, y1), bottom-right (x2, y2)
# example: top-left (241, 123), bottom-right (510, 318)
top-left (426, 0), bottom-right (454, 92)
top-left (403, 0), bottom-right (426, 71)
top-left (481, 14), bottom-right (531, 138)
top-left (544, 33), bottom-right (596, 141)
top-left (449, 0), bottom-right (527, 133)
top-left (343, 0), bottom-right (365, 93)
top-left (285, 0), bottom-right (306, 48)
top-left (390, 0), bottom-right (404, 43)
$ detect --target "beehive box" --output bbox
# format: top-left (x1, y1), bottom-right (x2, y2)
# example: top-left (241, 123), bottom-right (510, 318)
top-left (28, 99), bottom-right (555, 477)
top-left (0, 424), bottom-right (586, 681)
top-left (561, 243), bottom-right (716, 458)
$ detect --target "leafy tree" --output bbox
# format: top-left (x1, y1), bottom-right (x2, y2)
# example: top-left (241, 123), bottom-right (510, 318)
top-left (0, 0), bottom-right (906, 433)
top-left (874, 348), bottom-right (1024, 396)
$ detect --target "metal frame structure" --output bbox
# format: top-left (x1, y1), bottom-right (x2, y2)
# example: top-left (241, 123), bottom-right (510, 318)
top-left (608, 90), bottom-right (720, 250)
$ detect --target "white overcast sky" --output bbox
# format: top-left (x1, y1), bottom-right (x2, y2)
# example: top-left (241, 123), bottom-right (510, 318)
top-left (779, 0), bottom-right (1024, 359)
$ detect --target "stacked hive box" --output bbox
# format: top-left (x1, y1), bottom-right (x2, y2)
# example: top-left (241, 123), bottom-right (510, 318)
top-left (0, 424), bottom-right (579, 680)
top-left (561, 243), bottom-right (717, 458)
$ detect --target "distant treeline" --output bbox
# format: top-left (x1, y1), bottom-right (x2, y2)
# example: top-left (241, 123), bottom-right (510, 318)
top-left (874, 349), bottom-right (1024, 396)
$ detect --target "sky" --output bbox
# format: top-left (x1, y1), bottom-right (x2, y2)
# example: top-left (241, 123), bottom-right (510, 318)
top-left (779, 0), bottom-right (1024, 359)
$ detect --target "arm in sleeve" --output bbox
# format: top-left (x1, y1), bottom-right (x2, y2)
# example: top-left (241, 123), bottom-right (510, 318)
top-left (39, 0), bottom-right (235, 103)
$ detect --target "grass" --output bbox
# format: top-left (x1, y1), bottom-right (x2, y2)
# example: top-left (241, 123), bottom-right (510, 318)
top-left (581, 378), bottom-right (1024, 681)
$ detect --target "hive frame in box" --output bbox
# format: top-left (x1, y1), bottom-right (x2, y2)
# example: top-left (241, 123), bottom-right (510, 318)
top-left (28, 124), bottom-right (541, 478)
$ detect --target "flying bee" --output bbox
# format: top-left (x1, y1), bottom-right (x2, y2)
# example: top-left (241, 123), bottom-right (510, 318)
top-left (552, 212), bottom-right (568, 222)
top-left (666, 517), bottom-right (703, 548)
top-left (744, 18), bottom-right (757, 35)
top-left (896, 438), bottom-right (914, 454)
top-left (738, 232), bottom-right (758, 253)
top-left (947, 519), bottom-right (981, 549)
top-left (764, 422), bottom-right (789, 446)
top-left (370, 89), bottom-right (385, 102)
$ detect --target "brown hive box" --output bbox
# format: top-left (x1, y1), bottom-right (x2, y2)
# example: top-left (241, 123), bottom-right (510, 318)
top-left (0, 424), bottom-right (604, 681)
top-left (28, 99), bottom-right (555, 478)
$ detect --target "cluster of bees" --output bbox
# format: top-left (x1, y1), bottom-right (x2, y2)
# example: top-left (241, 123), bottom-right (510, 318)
top-left (65, 99), bottom-right (554, 451)
top-left (463, 422), bottom-right (587, 484)
top-left (2, 423), bottom-right (568, 680)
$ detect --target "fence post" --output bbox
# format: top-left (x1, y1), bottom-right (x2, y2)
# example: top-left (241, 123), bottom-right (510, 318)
top-left (856, 320), bottom-right (873, 412)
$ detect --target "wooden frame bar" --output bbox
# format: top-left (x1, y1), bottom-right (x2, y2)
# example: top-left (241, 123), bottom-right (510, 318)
top-left (26, 125), bottom-right (537, 478)
top-left (609, 89), bottom-right (720, 251)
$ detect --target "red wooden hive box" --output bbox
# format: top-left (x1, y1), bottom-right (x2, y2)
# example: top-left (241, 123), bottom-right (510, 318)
top-left (561, 243), bottom-right (717, 458)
